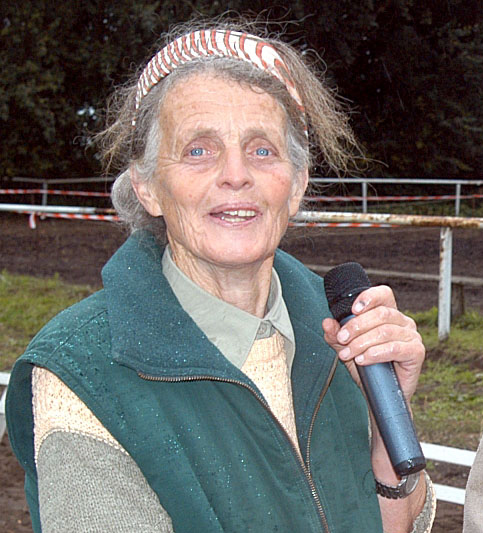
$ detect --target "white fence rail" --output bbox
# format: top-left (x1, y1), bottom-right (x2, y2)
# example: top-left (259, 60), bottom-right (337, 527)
top-left (0, 370), bottom-right (476, 505)
top-left (0, 372), bottom-right (10, 442)
top-left (421, 442), bottom-right (476, 505)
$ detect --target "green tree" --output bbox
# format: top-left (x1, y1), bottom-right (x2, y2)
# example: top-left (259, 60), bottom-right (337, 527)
top-left (297, 0), bottom-right (483, 177)
top-left (1, 1), bottom-right (165, 178)
top-left (1, 0), bottom-right (482, 181)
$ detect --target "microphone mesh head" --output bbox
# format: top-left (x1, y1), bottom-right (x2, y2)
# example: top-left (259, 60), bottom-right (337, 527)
top-left (324, 262), bottom-right (371, 322)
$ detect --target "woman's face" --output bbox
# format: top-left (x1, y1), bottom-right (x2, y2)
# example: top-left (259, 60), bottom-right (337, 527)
top-left (134, 74), bottom-right (307, 273)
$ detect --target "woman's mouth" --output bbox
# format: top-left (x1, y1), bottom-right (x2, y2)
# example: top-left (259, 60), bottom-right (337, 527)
top-left (211, 209), bottom-right (257, 222)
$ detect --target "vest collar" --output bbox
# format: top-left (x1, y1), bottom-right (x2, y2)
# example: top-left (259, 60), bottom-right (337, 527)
top-left (102, 231), bottom-right (238, 380)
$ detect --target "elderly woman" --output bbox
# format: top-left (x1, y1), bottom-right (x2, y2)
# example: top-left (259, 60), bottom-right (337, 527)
top-left (7, 20), bottom-right (435, 533)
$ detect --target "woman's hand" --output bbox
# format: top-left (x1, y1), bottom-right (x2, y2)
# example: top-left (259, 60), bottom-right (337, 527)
top-left (323, 285), bottom-right (429, 533)
top-left (322, 285), bottom-right (425, 402)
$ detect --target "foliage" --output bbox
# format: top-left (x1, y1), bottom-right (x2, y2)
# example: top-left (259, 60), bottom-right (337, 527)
top-left (1, 1), bottom-right (482, 181)
top-left (298, 0), bottom-right (483, 178)
top-left (0, 270), bottom-right (94, 370)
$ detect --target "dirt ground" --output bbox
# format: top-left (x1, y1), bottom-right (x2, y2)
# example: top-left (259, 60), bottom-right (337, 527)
top-left (2, 212), bottom-right (482, 532)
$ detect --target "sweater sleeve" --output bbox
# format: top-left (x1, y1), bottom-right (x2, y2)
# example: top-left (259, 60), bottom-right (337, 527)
top-left (32, 366), bottom-right (174, 533)
top-left (410, 471), bottom-right (436, 533)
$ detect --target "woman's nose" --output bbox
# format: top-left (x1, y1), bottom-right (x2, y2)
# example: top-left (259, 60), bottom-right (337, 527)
top-left (216, 147), bottom-right (253, 189)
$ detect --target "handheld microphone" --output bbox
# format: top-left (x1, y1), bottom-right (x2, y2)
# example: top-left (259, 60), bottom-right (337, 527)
top-left (324, 262), bottom-right (426, 476)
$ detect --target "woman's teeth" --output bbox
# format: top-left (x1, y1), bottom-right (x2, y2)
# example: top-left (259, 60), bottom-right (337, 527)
top-left (218, 209), bottom-right (256, 221)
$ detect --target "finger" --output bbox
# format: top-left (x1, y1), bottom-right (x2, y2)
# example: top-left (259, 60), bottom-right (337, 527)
top-left (352, 285), bottom-right (397, 314)
top-left (322, 317), bottom-right (342, 347)
top-left (352, 336), bottom-right (424, 367)
top-left (338, 322), bottom-right (422, 361)
top-left (340, 335), bottom-right (425, 401)
top-left (336, 306), bottom-right (417, 346)
top-left (361, 338), bottom-right (425, 399)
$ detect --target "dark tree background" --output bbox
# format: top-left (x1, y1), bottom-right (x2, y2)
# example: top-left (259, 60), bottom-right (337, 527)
top-left (1, 0), bottom-right (482, 181)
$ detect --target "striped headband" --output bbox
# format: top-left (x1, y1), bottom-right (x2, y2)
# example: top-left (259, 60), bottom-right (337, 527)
top-left (134, 29), bottom-right (306, 128)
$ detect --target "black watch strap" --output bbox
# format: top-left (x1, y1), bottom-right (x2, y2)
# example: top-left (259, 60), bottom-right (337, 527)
top-left (375, 472), bottom-right (421, 499)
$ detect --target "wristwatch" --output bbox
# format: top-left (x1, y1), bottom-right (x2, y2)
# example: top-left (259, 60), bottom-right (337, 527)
top-left (375, 472), bottom-right (421, 499)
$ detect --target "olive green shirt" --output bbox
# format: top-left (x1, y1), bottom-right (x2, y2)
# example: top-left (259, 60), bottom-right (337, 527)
top-left (161, 246), bottom-right (295, 370)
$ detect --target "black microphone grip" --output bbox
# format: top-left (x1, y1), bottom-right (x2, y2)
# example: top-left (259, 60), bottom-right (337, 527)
top-left (325, 263), bottom-right (426, 476)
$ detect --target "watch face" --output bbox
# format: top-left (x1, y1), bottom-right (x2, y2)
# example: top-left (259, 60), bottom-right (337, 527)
top-left (403, 473), bottom-right (420, 495)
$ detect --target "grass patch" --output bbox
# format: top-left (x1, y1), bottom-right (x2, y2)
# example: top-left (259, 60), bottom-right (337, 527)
top-left (0, 271), bottom-right (95, 371)
top-left (409, 307), bottom-right (483, 352)
top-left (409, 308), bottom-right (483, 450)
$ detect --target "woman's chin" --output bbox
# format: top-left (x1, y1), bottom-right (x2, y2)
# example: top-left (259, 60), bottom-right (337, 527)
top-left (202, 245), bottom-right (275, 270)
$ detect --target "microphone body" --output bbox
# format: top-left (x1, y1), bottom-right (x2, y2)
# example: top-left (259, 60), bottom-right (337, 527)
top-left (325, 263), bottom-right (426, 476)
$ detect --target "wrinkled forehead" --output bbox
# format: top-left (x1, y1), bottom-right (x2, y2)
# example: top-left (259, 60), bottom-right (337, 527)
top-left (157, 73), bottom-right (288, 145)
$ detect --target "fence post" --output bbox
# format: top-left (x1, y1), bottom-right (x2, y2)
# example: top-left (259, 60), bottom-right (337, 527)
top-left (362, 181), bottom-right (367, 213)
top-left (438, 227), bottom-right (453, 341)
top-left (41, 180), bottom-right (48, 220)
top-left (455, 183), bottom-right (461, 216)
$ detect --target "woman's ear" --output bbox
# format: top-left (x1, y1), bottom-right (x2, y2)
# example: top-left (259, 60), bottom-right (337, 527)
top-left (130, 167), bottom-right (163, 217)
top-left (289, 168), bottom-right (309, 217)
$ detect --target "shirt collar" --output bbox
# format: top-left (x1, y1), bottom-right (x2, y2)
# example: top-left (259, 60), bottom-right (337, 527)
top-left (162, 246), bottom-right (295, 370)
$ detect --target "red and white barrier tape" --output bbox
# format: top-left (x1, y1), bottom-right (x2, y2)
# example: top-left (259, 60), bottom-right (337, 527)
top-left (0, 188), bottom-right (110, 198)
top-left (289, 222), bottom-right (392, 228)
top-left (28, 212), bottom-right (120, 229)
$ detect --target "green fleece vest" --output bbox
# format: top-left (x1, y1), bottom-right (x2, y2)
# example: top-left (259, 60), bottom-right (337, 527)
top-left (7, 231), bottom-right (383, 533)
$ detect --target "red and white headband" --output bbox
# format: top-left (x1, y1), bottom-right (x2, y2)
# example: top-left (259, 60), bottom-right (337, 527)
top-left (134, 29), bottom-right (306, 127)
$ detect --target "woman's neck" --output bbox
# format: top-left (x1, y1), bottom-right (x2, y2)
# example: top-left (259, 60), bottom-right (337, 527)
top-left (169, 245), bottom-right (273, 318)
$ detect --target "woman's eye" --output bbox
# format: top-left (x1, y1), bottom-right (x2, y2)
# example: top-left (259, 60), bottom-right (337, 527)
top-left (255, 147), bottom-right (270, 156)
top-left (189, 147), bottom-right (205, 156)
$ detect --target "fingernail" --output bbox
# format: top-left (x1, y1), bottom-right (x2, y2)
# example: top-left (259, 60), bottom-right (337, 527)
top-left (355, 355), bottom-right (364, 364)
top-left (354, 301), bottom-right (365, 313)
top-left (339, 347), bottom-right (350, 360)
top-left (337, 329), bottom-right (350, 342)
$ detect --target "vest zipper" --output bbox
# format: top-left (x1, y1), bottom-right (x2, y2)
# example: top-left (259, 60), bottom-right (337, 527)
top-left (138, 371), bottom-right (331, 533)
top-left (305, 356), bottom-right (339, 472)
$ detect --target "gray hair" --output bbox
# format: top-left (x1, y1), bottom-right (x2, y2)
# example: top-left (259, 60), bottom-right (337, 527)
top-left (99, 19), bottom-right (362, 236)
